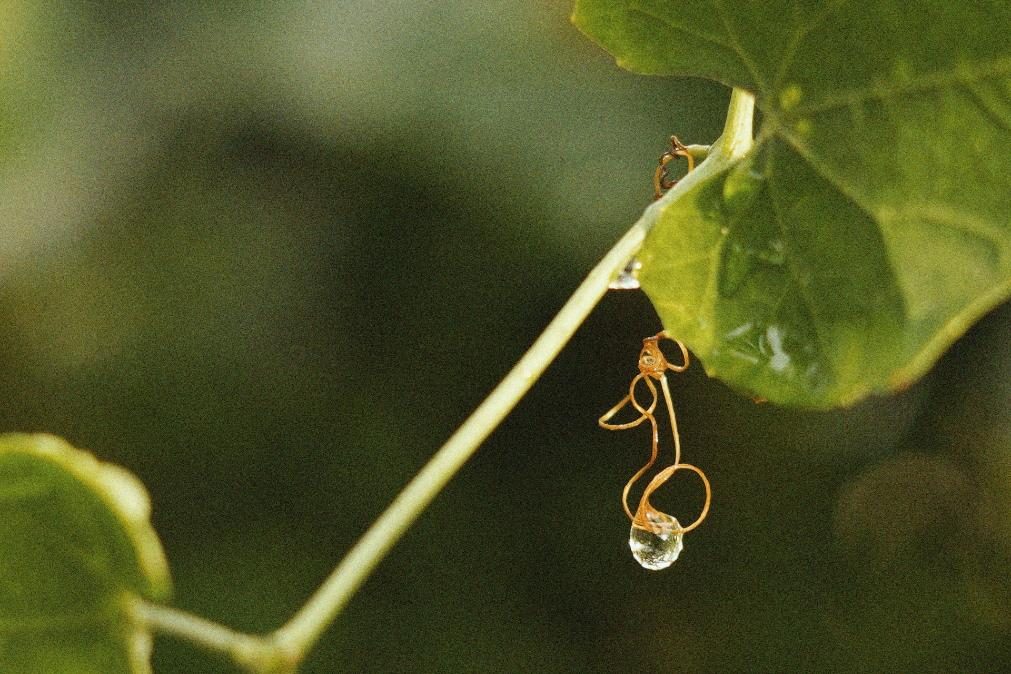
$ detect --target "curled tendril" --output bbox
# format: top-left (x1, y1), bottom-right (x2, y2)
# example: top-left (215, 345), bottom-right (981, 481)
top-left (598, 332), bottom-right (711, 535)
top-left (653, 135), bottom-right (696, 200)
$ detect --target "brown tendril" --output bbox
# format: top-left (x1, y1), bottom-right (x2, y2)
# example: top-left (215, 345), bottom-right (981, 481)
top-left (653, 135), bottom-right (696, 200)
top-left (636, 463), bottom-right (711, 534)
top-left (598, 332), bottom-right (711, 535)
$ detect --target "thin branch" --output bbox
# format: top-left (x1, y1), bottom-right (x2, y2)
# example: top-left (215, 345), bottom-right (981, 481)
top-left (272, 217), bottom-right (648, 658)
top-left (715, 87), bottom-right (755, 159)
top-left (132, 600), bottom-right (294, 673)
top-left (134, 87), bottom-right (757, 671)
top-left (271, 88), bottom-right (756, 660)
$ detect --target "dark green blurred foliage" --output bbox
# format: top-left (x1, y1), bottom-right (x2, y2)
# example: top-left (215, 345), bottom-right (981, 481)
top-left (2, 2), bottom-right (1008, 672)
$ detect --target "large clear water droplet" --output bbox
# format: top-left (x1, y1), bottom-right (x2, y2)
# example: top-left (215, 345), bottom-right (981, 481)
top-left (609, 259), bottom-right (642, 290)
top-left (629, 512), bottom-right (683, 570)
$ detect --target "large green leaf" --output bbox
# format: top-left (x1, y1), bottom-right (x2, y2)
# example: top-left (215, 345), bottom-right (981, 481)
top-left (573, 1), bottom-right (1011, 406)
top-left (0, 434), bottom-right (170, 673)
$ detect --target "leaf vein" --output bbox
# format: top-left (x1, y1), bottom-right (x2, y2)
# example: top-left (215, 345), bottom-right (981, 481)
top-left (777, 129), bottom-right (1008, 260)
top-left (773, 0), bottom-right (853, 90)
top-left (960, 80), bottom-right (1011, 134)
top-left (773, 129), bottom-right (883, 227)
top-left (625, 7), bottom-right (735, 56)
top-left (710, 0), bottom-right (768, 91)
top-left (763, 145), bottom-right (832, 375)
top-left (790, 56), bottom-right (1011, 117)
top-left (900, 204), bottom-right (1009, 262)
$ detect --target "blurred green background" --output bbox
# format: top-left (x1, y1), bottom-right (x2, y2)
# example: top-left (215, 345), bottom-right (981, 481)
top-left (2, 2), bottom-right (1009, 672)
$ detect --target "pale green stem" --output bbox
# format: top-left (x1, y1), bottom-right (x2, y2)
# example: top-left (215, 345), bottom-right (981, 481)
top-left (139, 86), bottom-right (757, 671)
top-left (715, 87), bottom-right (755, 159)
top-left (683, 144), bottom-right (712, 163)
top-left (272, 86), bottom-right (756, 662)
top-left (132, 600), bottom-right (295, 673)
top-left (271, 220), bottom-right (648, 660)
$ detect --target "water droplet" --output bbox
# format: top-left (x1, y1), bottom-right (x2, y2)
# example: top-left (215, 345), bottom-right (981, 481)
top-left (629, 512), bottom-right (683, 570)
top-left (609, 259), bottom-right (642, 290)
top-left (764, 325), bottom-right (791, 372)
top-left (724, 322), bottom-right (754, 340)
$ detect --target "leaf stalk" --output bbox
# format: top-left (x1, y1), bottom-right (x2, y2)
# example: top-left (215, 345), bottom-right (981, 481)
top-left (132, 600), bottom-right (298, 673)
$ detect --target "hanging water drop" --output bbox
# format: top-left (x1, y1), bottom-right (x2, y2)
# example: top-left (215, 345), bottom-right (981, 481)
top-left (609, 259), bottom-right (642, 290)
top-left (629, 511), bottom-right (683, 570)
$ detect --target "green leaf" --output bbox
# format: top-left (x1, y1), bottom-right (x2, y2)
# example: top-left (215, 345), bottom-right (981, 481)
top-left (0, 434), bottom-right (170, 673)
top-left (573, 1), bottom-right (1011, 406)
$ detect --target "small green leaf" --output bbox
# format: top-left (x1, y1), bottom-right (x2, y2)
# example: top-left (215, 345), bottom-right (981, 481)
top-left (574, 1), bottom-right (1011, 406)
top-left (0, 434), bottom-right (170, 673)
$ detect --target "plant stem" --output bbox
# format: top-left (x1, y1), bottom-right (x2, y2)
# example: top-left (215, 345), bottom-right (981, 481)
top-left (271, 85), bottom-right (757, 664)
top-left (137, 86), bottom-right (757, 671)
top-left (271, 220), bottom-right (648, 660)
top-left (132, 600), bottom-right (294, 673)
top-left (716, 87), bottom-right (755, 159)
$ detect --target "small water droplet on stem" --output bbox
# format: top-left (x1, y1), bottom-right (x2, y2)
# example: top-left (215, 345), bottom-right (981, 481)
top-left (609, 259), bottom-right (642, 290)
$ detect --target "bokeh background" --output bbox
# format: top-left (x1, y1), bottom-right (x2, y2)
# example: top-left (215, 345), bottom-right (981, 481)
top-left (3, 2), bottom-right (1009, 672)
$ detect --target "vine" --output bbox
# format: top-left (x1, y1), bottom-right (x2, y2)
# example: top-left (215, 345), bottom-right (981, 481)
top-left (129, 88), bottom-right (755, 671)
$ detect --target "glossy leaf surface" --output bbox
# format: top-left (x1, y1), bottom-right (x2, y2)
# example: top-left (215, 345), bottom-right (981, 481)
top-left (574, 0), bottom-right (1011, 405)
